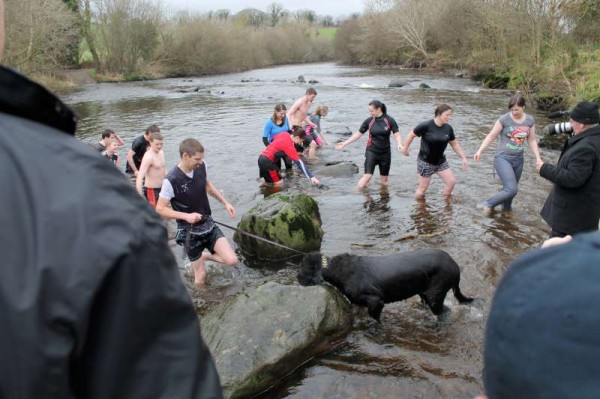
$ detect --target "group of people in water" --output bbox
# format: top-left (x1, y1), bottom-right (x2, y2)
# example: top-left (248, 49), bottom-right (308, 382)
top-left (91, 86), bottom-right (598, 286)
top-left (262, 88), bottom-right (541, 215)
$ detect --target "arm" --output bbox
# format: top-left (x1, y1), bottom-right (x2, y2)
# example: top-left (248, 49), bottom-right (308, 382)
top-left (304, 115), bottom-right (317, 129)
top-left (114, 154), bottom-right (120, 168)
top-left (335, 131), bottom-right (364, 150)
top-left (449, 140), bottom-right (469, 170)
top-left (392, 131), bottom-right (403, 151)
top-left (112, 133), bottom-right (124, 146)
top-left (126, 149), bottom-right (138, 176)
top-left (539, 147), bottom-right (596, 188)
top-left (474, 120), bottom-right (502, 161)
top-left (206, 181), bottom-right (235, 218)
top-left (527, 125), bottom-right (543, 168)
top-left (135, 153), bottom-right (152, 195)
top-left (263, 120), bottom-right (273, 143)
top-left (402, 131), bottom-right (417, 156)
top-left (293, 159), bottom-right (320, 185)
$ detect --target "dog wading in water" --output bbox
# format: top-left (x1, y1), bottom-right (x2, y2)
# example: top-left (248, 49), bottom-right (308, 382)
top-left (298, 249), bottom-right (473, 321)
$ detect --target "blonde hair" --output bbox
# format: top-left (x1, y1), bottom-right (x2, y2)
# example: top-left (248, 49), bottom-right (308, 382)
top-left (315, 105), bottom-right (329, 116)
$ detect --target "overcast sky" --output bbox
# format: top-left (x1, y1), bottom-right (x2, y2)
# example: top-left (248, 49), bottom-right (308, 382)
top-left (162, 0), bottom-right (366, 18)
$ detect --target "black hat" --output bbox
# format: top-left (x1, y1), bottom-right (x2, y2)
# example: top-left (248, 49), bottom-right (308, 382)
top-left (483, 231), bottom-right (600, 399)
top-left (569, 101), bottom-right (599, 124)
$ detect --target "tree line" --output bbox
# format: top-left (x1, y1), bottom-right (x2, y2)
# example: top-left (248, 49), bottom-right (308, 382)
top-left (334, 0), bottom-right (599, 105)
top-left (3, 0), bottom-right (598, 104)
top-left (2, 0), bottom-right (337, 81)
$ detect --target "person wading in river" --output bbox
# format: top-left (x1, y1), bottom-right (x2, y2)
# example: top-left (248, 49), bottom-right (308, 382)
top-left (156, 138), bottom-right (238, 286)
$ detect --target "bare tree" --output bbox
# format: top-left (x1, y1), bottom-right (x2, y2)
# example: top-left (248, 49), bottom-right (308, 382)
top-left (383, 0), bottom-right (431, 59)
top-left (3, 0), bottom-right (79, 73)
top-left (267, 3), bottom-right (284, 27)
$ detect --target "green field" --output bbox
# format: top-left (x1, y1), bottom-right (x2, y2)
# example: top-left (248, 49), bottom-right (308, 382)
top-left (313, 27), bottom-right (337, 40)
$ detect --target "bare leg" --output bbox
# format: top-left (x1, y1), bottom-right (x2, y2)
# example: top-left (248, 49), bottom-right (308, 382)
top-left (308, 141), bottom-right (318, 159)
top-left (380, 175), bottom-right (389, 186)
top-left (415, 174), bottom-right (431, 199)
top-left (357, 174), bottom-right (373, 190)
top-left (191, 258), bottom-right (207, 286)
top-left (437, 168), bottom-right (456, 197)
top-left (200, 236), bottom-right (238, 266)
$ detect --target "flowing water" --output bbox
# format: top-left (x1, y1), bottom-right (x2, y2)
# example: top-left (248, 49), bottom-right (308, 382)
top-left (66, 63), bottom-right (561, 399)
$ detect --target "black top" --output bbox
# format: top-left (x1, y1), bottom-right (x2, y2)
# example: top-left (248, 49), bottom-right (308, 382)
top-left (359, 115), bottom-right (399, 154)
top-left (413, 119), bottom-right (455, 165)
top-left (125, 134), bottom-right (148, 173)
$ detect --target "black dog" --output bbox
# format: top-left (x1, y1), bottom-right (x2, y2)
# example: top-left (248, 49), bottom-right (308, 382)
top-left (297, 249), bottom-right (473, 321)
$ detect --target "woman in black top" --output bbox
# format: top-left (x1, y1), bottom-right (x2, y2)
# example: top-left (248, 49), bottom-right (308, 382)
top-left (402, 104), bottom-right (469, 198)
top-left (336, 100), bottom-right (403, 189)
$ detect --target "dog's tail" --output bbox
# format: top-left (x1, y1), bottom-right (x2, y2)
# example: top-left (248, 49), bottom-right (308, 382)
top-left (453, 283), bottom-right (474, 304)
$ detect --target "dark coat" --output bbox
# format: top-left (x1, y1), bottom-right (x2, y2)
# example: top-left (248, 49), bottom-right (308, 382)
top-left (0, 66), bottom-right (222, 398)
top-left (540, 124), bottom-right (600, 235)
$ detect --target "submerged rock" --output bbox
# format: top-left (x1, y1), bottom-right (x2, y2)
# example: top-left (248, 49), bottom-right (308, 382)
top-left (234, 193), bottom-right (323, 260)
top-left (318, 161), bottom-right (359, 177)
top-left (388, 80), bottom-right (407, 88)
top-left (202, 281), bottom-right (353, 399)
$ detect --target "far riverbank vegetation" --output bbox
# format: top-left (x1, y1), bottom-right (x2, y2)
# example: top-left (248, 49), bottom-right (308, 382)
top-left (3, 0), bottom-right (598, 107)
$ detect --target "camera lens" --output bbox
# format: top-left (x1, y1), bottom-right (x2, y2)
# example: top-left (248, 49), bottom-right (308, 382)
top-left (548, 122), bottom-right (573, 135)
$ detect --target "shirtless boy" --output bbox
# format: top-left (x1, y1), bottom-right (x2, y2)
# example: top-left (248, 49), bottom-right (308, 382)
top-left (136, 132), bottom-right (165, 208)
top-left (287, 87), bottom-right (318, 129)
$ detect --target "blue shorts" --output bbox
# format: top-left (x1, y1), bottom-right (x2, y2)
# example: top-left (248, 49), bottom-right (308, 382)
top-left (175, 226), bottom-right (225, 262)
top-left (417, 157), bottom-right (449, 177)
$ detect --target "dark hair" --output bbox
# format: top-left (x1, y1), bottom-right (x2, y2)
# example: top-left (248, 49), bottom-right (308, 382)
top-left (271, 103), bottom-right (287, 123)
top-left (290, 125), bottom-right (307, 139)
top-left (369, 100), bottom-right (387, 115)
top-left (179, 138), bottom-right (204, 157)
top-left (508, 95), bottom-right (526, 109)
top-left (145, 124), bottom-right (160, 135)
top-left (434, 104), bottom-right (453, 117)
top-left (101, 129), bottom-right (114, 139)
top-left (306, 87), bottom-right (317, 96)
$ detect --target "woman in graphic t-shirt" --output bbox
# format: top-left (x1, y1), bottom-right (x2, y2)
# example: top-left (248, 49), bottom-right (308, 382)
top-left (403, 104), bottom-right (469, 199)
top-left (473, 95), bottom-right (543, 212)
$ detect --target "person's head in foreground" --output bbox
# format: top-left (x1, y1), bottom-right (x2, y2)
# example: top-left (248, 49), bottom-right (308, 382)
top-left (478, 230), bottom-right (600, 399)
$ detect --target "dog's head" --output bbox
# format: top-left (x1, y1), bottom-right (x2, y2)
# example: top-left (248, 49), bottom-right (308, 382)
top-left (297, 251), bottom-right (327, 286)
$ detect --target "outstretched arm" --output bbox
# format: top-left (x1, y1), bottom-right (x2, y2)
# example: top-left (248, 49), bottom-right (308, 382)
top-left (402, 131), bottom-right (417, 156)
top-left (474, 120), bottom-right (502, 161)
top-left (336, 131), bottom-right (364, 149)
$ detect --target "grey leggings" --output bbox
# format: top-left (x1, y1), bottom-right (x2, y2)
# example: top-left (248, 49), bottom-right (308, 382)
top-left (483, 153), bottom-right (524, 210)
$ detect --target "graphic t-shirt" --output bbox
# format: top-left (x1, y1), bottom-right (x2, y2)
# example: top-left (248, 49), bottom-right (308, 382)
top-left (413, 119), bottom-right (455, 165)
top-left (496, 113), bottom-right (535, 156)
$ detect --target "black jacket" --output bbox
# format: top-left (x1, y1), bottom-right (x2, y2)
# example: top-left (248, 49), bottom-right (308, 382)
top-left (540, 124), bottom-right (600, 235)
top-left (0, 66), bottom-right (222, 398)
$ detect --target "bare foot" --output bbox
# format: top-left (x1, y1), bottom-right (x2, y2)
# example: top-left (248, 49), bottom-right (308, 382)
top-left (192, 261), bottom-right (207, 286)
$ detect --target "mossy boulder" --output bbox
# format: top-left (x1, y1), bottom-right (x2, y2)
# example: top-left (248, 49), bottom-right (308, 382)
top-left (234, 193), bottom-right (323, 261)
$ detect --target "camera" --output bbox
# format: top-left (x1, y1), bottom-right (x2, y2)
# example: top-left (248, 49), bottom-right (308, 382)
top-left (544, 110), bottom-right (573, 135)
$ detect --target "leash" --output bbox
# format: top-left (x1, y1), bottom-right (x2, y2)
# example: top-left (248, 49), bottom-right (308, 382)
top-left (213, 220), bottom-right (307, 255)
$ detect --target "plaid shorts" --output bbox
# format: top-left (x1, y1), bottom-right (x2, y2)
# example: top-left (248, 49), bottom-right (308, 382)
top-left (417, 157), bottom-right (450, 177)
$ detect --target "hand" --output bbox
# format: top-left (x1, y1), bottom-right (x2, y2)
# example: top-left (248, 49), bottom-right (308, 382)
top-left (133, 170), bottom-right (139, 177)
top-left (224, 202), bottom-right (235, 218)
top-left (335, 142), bottom-right (346, 150)
top-left (535, 159), bottom-right (544, 173)
top-left (397, 144), bottom-right (403, 152)
top-left (402, 148), bottom-right (409, 156)
top-left (462, 158), bottom-right (469, 170)
top-left (473, 152), bottom-right (481, 162)
top-left (541, 235), bottom-right (572, 248)
top-left (185, 212), bottom-right (203, 224)
top-left (310, 122), bottom-right (318, 129)
top-left (310, 176), bottom-right (320, 186)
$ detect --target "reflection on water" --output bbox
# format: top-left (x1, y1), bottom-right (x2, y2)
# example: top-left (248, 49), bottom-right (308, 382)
top-left (64, 62), bottom-right (557, 399)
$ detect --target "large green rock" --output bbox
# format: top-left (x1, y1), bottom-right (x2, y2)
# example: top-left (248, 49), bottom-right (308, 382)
top-left (234, 193), bottom-right (323, 260)
top-left (201, 282), bottom-right (354, 399)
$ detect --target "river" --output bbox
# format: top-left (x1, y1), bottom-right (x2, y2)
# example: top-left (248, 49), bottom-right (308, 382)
top-left (65, 62), bottom-right (560, 399)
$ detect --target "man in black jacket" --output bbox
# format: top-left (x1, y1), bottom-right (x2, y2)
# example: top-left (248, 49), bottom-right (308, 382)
top-left (0, 1), bottom-right (222, 397)
top-left (536, 101), bottom-right (600, 237)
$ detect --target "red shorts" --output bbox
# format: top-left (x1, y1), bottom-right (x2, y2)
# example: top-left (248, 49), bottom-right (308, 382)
top-left (143, 187), bottom-right (161, 208)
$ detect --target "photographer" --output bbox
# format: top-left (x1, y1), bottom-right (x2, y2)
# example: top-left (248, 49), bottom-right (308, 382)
top-left (536, 101), bottom-right (600, 237)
